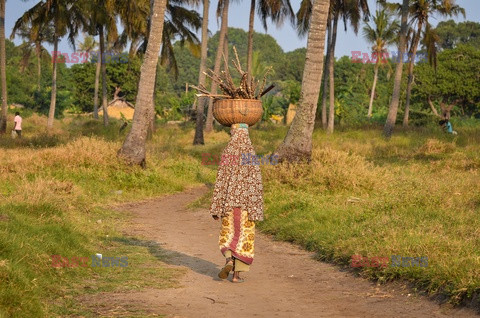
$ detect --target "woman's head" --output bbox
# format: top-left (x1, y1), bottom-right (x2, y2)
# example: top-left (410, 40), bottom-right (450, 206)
top-left (15, 112), bottom-right (20, 116)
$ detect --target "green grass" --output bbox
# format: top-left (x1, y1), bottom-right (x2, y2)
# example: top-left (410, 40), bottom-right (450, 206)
top-left (0, 116), bottom-right (215, 317)
top-left (259, 125), bottom-right (480, 307)
top-left (1, 114), bottom-right (479, 315)
top-left (177, 122), bottom-right (480, 308)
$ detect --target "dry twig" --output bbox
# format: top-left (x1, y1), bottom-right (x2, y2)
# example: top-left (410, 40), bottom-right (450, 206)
top-left (191, 46), bottom-right (272, 100)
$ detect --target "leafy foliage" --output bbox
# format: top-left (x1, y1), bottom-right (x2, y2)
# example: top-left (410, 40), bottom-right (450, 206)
top-left (6, 40), bottom-right (72, 117)
top-left (413, 45), bottom-right (480, 118)
top-left (435, 19), bottom-right (480, 50)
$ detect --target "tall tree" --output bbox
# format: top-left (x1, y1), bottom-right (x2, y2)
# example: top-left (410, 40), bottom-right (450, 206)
top-left (326, 7), bottom-right (338, 134)
top-left (115, 0), bottom-right (201, 77)
top-left (402, 0), bottom-right (464, 127)
top-left (205, 0), bottom-right (229, 132)
top-left (0, 0), bottom-right (7, 134)
top-left (78, 34), bottom-right (101, 119)
top-left (299, 0), bottom-right (368, 132)
top-left (15, 0), bottom-right (83, 129)
top-left (435, 20), bottom-right (480, 50)
top-left (320, 11), bottom-right (331, 129)
top-left (11, 21), bottom-right (55, 91)
top-left (274, 0), bottom-right (330, 162)
top-left (362, 9), bottom-right (398, 117)
top-left (246, 0), bottom-right (294, 81)
top-left (298, 0), bottom-right (329, 129)
top-left (118, 0), bottom-right (168, 166)
top-left (414, 45), bottom-right (480, 118)
top-left (383, 0), bottom-right (409, 138)
top-left (327, 0), bottom-right (369, 133)
top-left (84, 0), bottom-right (120, 127)
top-left (98, 25), bottom-right (110, 126)
top-left (193, 0), bottom-right (209, 145)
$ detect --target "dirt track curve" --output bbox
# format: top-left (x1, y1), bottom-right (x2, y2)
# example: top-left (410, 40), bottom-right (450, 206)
top-left (82, 186), bottom-right (478, 318)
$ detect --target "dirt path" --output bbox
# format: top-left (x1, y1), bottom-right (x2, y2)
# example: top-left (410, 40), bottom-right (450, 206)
top-left (85, 187), bottom-right (477, 318)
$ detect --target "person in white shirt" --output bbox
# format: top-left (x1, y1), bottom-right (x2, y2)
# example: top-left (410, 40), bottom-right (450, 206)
top-left (13, 112), bottom-right (22, 138)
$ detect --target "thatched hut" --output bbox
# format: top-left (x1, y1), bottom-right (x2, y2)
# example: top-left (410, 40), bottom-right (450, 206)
top-left (98, 87), bottom-right (135, 120)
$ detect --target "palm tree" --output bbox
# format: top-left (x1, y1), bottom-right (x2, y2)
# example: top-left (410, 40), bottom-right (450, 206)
top-left (326, 0), bottom-right (369, 134)
top-left (325, 3), bottom-right (339, 134)
top-left (17, 41), bottom-right (36, 73)
top-left (246, 0), bottom-right (294, 81)
top-left (11, 21), bottom-right (55, 91)
top-left (78, 34), bottom-right (97, 53)
top-left (383, 0), bottom-right (409, 138)
top-left (84, 0), bottom-right (119, 127)
top-left (298, 0), bottom-right (329, 130)
top-left (118, 0), bottom-right (168, 166)
top-left (159, 2), bottom-right (202, 78)
top-left (299, 0), bottom-right (368, 133)
top-left (115, 0), bottom-right (149, 57)
top-left (362, 9), bottom-right (398, 117)
top-left (99, 25), bottom-right (110, 126)
top-left (274, 0), bottom-right (330, 162)
top-left (15, 0), bottom-right (84, 129)
top-left (402, 0), bottom-right (464, 126)
top-left (205, 0), bottom-right (229, 132)
top-left (320, 11), bottom-right (331, 129)
top-left (193, 0), bottom-right (209, 145)
top-left (0, 0), bottom-right (7, 134)
top-left (115, 0), bottom-right (201, 77)
top-left (78, 34), bottom-right (101, 119)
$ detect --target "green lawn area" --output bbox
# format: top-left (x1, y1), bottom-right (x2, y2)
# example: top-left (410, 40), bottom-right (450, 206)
top-left (0, 115), bottom-right (479, 316)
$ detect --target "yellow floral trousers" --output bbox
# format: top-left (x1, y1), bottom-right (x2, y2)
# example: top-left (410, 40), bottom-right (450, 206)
top-left (219, 208), bottom-right (255, 271)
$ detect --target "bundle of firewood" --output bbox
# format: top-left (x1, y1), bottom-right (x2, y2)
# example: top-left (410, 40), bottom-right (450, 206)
top-left (191, 47), bottom-right (274, 100)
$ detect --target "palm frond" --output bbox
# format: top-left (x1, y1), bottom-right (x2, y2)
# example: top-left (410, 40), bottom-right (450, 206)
top-left (296, 0), bottom-right (312, 37)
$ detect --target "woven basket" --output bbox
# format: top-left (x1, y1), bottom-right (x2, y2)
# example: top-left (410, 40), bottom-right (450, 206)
top-left (213, 99), bottom-right (263, 127)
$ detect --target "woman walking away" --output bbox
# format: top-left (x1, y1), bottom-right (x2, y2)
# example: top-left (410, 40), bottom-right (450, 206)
top-left (210, 123), bottom-right (264, 283)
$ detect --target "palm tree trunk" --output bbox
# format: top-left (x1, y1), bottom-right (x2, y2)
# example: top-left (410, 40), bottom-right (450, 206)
top-left (274, 0), bottom-right (330, 162)
top-left (93, 46), bottom-right (101, 119)
top-left (148, 69), bottom-right (159, 138)
top-left (35, 42), bottom-right (42, 91)
top-left (367, 62), bottom-right (379, 117)
top-left (326, 13), bottom-right (338, 134)
top-left (193, 0), bottom-right (209, 145)
top-left (205, 0), bottom-right (229, 132)
top-left (99, 26), bottom-right (109, 126)
top-left (118, 0), bottom-right (168, 167)
top-left (321, 13), bottom-right (332, 130)
top-left (224, 34), bottom-right (229, 62)
top-left (383, 0), bottom-right (409, 138)
top-left (0, 0), bottom-right (7, 134)
top-left (246, 0), bottom-right (255, 83)
top-left (403, 23), bottom-right (422, 127)
top-left (47, 34), bottom-right (58, 129)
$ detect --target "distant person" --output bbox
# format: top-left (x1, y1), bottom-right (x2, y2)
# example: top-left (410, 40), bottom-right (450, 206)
top-left (13, 112), bottom-right (22, 138)
top-left (439, 119), bottom-right (457, 135)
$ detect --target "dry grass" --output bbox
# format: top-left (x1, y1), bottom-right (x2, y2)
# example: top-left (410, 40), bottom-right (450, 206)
top-left (259, 127), bottom-right (480, 307)
top-left (0, 120), bottom-right (215, 317)
top-left (1, 118), bottom-right (479, 315)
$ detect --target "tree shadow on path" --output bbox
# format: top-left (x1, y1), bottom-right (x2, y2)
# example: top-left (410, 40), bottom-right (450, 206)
top-left (114, 237), bottom-right (223, 281)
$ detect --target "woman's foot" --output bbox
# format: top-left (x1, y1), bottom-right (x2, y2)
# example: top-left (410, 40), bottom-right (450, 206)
top-left (218, 258), bottom-right (234, 279)
top-left (232, 271), bottom-right (244, 283)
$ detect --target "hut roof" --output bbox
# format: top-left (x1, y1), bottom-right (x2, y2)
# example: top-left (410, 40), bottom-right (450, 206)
top-left (108, 97), bottom-right (135, 109)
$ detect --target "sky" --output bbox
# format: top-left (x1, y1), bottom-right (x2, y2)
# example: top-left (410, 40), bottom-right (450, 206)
top-left (5, 0), bottom-right (480, 61)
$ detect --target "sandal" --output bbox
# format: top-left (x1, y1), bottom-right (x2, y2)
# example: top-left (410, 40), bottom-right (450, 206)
top-left (218, 258), bottom-right (234, 279)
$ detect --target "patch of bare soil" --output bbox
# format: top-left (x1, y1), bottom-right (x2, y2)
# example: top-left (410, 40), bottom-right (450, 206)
top-left (80, 187), bottom-right (478, 317)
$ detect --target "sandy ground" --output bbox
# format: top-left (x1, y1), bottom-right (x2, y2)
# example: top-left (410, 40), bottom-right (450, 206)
top-left (81, 186), bottom-right (478, 318)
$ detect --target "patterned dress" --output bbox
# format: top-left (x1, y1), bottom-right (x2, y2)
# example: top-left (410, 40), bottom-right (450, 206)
top-left (210, 125), bottom-right (264, 266)
top-left (219, 208), bottom-right (256, 264)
